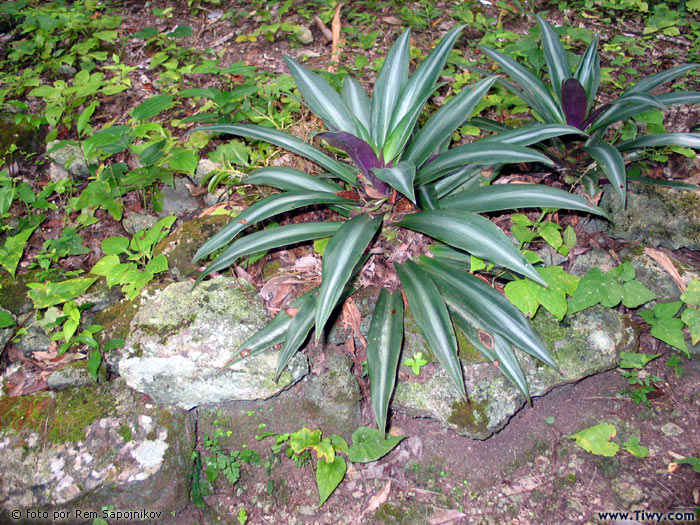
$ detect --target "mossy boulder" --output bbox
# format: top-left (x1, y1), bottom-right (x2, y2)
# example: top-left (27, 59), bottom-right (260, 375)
top-left (392, 306), bottom-right (638, 439)
top-left (153, 214), bottom-right (230, 281)
top-left (106, 277), bottom-right (308, 409)
top-left (0, 378), bottom-right (194, 518)
top-left (592, 184), bottom-right (700, 250)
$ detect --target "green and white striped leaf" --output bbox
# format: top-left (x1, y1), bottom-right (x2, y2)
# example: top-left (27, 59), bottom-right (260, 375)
top-left (194, 191), bottom-right (356, 261)
top-left (276, 290), bottom-right (317, 379)
top-left (478, 45), bottom-right (565, 123)
top-left (536, 15), bottom-right (572, 102)
top-left (316, 214), bottom-right (382, 338)
top-left (417, 184), bottom-right (439, 210)
top-left (284, 56), bottom-right (357, 135)
top-left (616, 133), bottom-right (700, 152)
top-left (628, 63), bottom-right (698, 94)
top-left (434, 165), bottom-right (492, 198)
top-left (371, 29), bottom-right (410, 147)
top-left (479, 123), bottom-right (586, 146)
top-left (404, 77), bottom-right (497, 167)
top-left (573, 35), bottom-right (600, 114)
top-left (342, 76), bottom-right (371, 135)
top-left (439, 183), bottom-right (608, 217)
top-left (199, 222), bottom-right (342, 281)
top-left (382, 85), bottom-right (438, 163)
top-left (221, 309), bottom-right (292, 370)
top-left (583, 143), bottom-right (626, 206)
top-left (389, 26), bottom-right (464, 131)
top-left (588, 91), bottom-right (700, 132)
top-left (417, 256), bottom-right (557, 370)
top-left (245, 167), bottom-right (343, 193)
top-left (365, 288), bottom-right (404, 437)
top-left (450, 312), bottom-right (529, 401)
top-left (194, 124), bottom-right (358, 185)
top-left (416, 142), bottom-right (555, 185)
top-left (398, 209), bottom-right (546, 286)
top-left (396, 260), bottom-right (465, 399)
top-left (372, 161), bottom-right (416, 203)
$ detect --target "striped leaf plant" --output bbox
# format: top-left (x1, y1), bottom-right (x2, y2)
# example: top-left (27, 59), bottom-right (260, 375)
top-left (194, 26), bottom-right (608, 436)
top-left (474, 15), bottom-right (700, 207)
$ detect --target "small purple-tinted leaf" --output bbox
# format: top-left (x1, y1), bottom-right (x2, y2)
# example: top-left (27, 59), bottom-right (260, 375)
top-left (318, 132), bottom-right (389, 194)
top-left (561, 79), bottom-right (588, 130)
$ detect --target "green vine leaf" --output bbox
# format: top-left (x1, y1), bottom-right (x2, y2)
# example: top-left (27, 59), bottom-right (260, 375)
top-left (568, 423), bottom-right (619, 457)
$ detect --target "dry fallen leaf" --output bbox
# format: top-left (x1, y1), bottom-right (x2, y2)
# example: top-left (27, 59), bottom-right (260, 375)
top-left (645, 247), bottom-right (686, 293)
top-left (313, 15), bottom-right (333, 42)
top-left (342, 297), bottom-right (366, 347)
top-left (429, 509), bottom-right (467, 525)
top-left (668, 462), bottom-right (679, 474)
top-left (329, 3), bottom-right (343, 71)
top-left (357, 480), bottom-right (391, 524)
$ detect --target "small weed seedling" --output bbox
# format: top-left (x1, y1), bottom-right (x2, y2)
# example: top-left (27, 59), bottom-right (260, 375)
top-left (619, 351), bottom-right (662, 406)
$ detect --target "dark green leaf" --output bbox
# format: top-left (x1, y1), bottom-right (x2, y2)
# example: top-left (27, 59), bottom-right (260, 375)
top-left (418, 257), bottom-right (557, 370)
top-left (372, 161), bottom-right (416, 203)
top-left (438, 183), bottom-right (607, 217)
top-left (536, 15), bottom-right (572, 102)
top-left (365, 288), bottom-right (404, 438)
top-left (404, 77), bottom-right (497, 167)
top-left (416, 142), bottom-right (555, 185)
top-left (195, 191), bottom-right (356, 261)
top-left (371, 29), bottom-right (410, 147)
top-left (276, 291), bottom-right (316, 379)
top-left (583, 143), bottom-right (626, 206)
top-left (283, 56), bottom-right (357, 135)
top-left (396, 260), bottom-right (465, 399)
top-left (315, 214), bottom-right (381, 338)
top-left (347, 426), bottom-right (405, 463)
top-left (194, 124), bottom-right (357, 185)
top-left (398, 209), bottom-right (546, 285)
top-left (198, 222), bottom-right (342, 281)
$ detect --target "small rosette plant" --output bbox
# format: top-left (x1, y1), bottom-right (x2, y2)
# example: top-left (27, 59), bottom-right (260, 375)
top-left (475, 15), bottom-right (700, 206)
top-left (194, 26), bottom-right (607, 436)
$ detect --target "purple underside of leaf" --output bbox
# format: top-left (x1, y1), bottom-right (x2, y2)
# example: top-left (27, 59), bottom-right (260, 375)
top-left (318, 131), bottom-right (390, 195)
top-left (561, 78), bottom-right (588, 130)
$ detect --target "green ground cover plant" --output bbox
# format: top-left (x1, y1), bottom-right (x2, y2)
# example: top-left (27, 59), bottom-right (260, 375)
top-left (195, 26), bottom-right (609, 436)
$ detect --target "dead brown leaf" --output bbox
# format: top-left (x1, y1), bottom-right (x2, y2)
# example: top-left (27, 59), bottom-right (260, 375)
top-left (357, 480), bottom-right (391, 524)
top-left (342, 297), bottom-right (366, 348)
top-left (329, 3), bottom-right (343, 71)
top-left (383, 16), bottom-right (402, 25)
top-left (429, 509), bottom-right (467, 525)
top-left (644, 247), bottom-right (686, 293)
top-left (313, 15), bottom-right (333, 42)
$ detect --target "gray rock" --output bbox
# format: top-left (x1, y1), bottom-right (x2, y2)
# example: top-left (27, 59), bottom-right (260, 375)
top-left (123, 213), bottom-right (159, 236)
top-left (393, 306), bottom-right (639, 439)
top-left (47, 360), bottom-right (106, 391)
top-left (660, 422), bottom-right (683, 436)
top-left (589, 184), bottom-right (700, 250)
top-left (153, 214), bottom-right (230, 281)
top-left (611, 476), bottom-right (644, 505)
top-left (14, 314), bottom-right (50, 356)
top-left (46, 141), bottom-right (89, 180)
top-left (195, 158), bottom-right (221, 185)
top-left (0, 379), bottom-right (194, 516)
top-left (159, 176), bottom-right (199, 217)
top-left (107, 278), bottom-right (308, 409)
top-left (56, 64), bottom-right (77, 76)
top-left (295, 26), bottom-right (314, 44)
